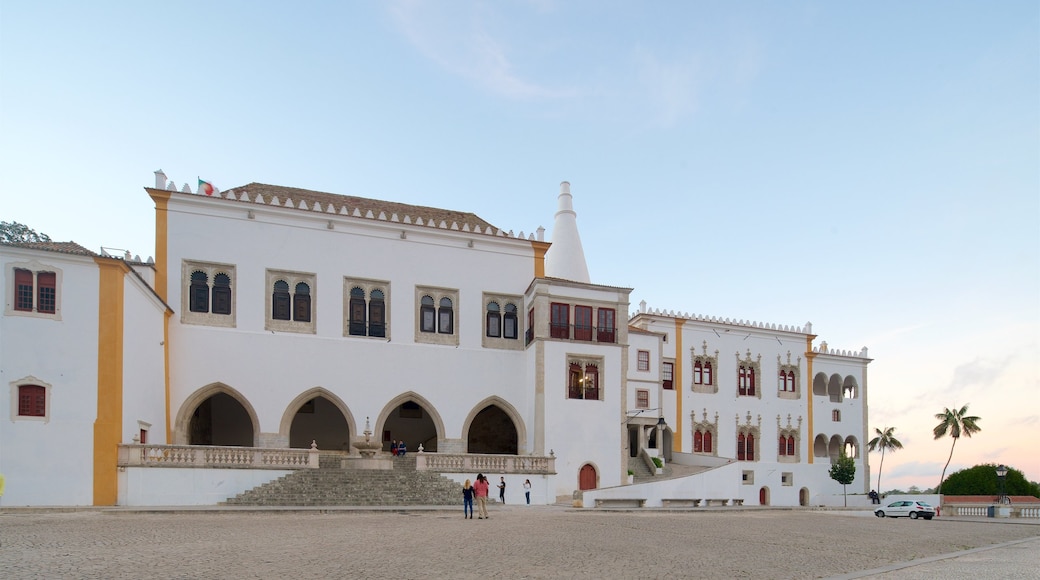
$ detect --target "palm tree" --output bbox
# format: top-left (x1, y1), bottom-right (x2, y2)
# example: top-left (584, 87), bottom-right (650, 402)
top-left (933, 404), bottom-right (982, 493)
top-left (867, 426), bottom-right (903, 494)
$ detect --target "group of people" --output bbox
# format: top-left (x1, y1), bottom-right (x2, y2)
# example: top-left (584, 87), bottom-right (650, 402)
top-left (869, 490), bottom-right (880, 504)
top-left (389, 439), bottom-right (407, 457)
top-left (462, 475), bottom-right (533, 519)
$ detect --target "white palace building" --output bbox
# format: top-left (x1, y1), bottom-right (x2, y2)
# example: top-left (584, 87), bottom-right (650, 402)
top-left (0, 171), bottom-right (872, 507)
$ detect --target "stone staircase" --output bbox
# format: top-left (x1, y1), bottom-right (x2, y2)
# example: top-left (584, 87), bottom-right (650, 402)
top-left (224, 455), bottom-right (462, 506)
top-left (629, 455), bottom-right (674, 483)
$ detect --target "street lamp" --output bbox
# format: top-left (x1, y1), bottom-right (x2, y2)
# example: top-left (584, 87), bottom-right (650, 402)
top-left (996, 464), bottom-right (1008, 505)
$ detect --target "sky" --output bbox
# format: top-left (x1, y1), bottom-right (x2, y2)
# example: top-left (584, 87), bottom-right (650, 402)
top-left (1, 1), bottom-right (1037, 491)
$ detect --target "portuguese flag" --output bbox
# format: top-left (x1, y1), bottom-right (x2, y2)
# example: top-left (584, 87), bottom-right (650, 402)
top-left (198, 178), bottom-right (215, 196)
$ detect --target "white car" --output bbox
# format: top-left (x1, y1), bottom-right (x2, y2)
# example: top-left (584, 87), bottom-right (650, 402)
top-left (874, 500), bottom-right (935, 520)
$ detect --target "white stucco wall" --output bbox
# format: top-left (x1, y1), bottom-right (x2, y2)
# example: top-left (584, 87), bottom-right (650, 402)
top-left (1, 248), bottom-right (99, 506)
top-left (121, 273), bottom-right (169, 445)
top-left (119, 467), bottom-right (291, 506)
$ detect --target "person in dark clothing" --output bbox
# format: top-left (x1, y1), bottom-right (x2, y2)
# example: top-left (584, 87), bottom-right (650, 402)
top-left (498, 477), bottom-right (506, 504)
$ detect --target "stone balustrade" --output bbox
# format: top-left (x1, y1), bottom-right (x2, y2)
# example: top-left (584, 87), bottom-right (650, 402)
top-left (942, 502), bottom-right (1040, 519)
top-left (415, 453), bottom-right (556, 475)
top-left (118, 444), bottom-right (319, 469)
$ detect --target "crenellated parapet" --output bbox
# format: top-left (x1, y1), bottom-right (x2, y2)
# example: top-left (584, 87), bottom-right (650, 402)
top-left (152, 169), bottom-right (543, 241)
top-left (813, 341), bottom-right (870, 359)
top-left (632, 301), bottom-right (810, 334)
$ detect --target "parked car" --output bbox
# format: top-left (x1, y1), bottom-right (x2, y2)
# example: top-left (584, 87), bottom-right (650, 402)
top-left (875, 500), bottom-right (935, 520)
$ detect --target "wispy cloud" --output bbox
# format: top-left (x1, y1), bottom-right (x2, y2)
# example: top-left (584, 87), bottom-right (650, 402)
top-left (388, 0), bottom-right (576, 100)
top-left (631, 47), bottom-right (701, 127)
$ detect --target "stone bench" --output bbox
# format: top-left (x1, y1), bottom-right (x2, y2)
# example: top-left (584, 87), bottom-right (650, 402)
top-left (732, 499), bottom-right (744, 506)
top-left (595, 498), bottom-right (646, 508)
top-left (662, 498), bottom-right (701, 508)
top-left (705, 499), bottom-right (731, 507)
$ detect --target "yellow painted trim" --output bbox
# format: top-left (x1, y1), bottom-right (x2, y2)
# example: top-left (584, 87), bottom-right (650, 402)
top-left (531, 241), bottom-right (550, 279)
top-left (805, 334), bottom-right (817, 465)
top-left (93, 257), bottom-right (126, 506)
top-left (146, 188), bottom-right (171, 302)
top-left (673, 318), bottom-right (683, 453)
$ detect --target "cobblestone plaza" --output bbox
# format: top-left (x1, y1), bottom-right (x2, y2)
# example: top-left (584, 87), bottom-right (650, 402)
top-left (2, 507), bottom-right (1038, 579)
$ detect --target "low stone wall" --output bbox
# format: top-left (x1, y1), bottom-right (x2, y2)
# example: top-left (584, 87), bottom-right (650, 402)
top-left (118, 444), bottom-right (319, 469)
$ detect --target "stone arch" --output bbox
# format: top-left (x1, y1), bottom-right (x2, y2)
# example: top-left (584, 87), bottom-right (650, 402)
top-left (827, 373), bottom-right (843, 402)
top-left (813, 434), bottom-right (828, 457)
top-left (578, 462), bottom-right (599, 491)
top-left (278, 387), bottom-right (358, 451)
top-left (799, 487), bottom-right (810, 506)
top-left (462, 396), bottom-right (526, 455)
top-left (812, 372), bottom-right (828, 396)
top-left (842, 376), bottom-right (859, 399)
top-left (376, 391), bottom-right (445, 453)
top-left (828, 434), bottom-right (843, 462)
top-left (843, 435), bottom-right (860, 459)
top-left (174, 383), bottom-right (259, 446)
top-left (759, 486), bottom-right (770, 506)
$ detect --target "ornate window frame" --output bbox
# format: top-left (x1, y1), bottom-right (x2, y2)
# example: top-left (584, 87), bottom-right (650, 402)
top-left (265, 269), bottom-right (316, 333)
top-left (777, 414), bottom-right (803, 463)
top-left (344, 278), bottom-right (390, 339)
top-left (691, 341), bottom-right (718, 393)
top-left (6, 260), bottom-right (63, 320)
top-left (690, 408), bottom-right (718, 456)
top-left (180, 260), bottom-right (236, 327)
top-left (566, 356), bottom-right (603, 401)
top-left (481, 292), bottom-right (523, 350)
top-left (10, 375), bottom-right (52, 423)
top-left (777, 351), bottom-right (801, 400)
top-left (415, 286), bottom-right (458, 346)
top-left (736, 412), bottom-right (761, 462)
top-left (736, 349), bottom-right (762, 399)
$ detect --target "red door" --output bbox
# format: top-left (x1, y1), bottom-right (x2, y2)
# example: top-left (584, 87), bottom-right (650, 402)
top-left (759, 487), bottom-right (768, 506)
top-left (579, 464), bottom-right (597, 490)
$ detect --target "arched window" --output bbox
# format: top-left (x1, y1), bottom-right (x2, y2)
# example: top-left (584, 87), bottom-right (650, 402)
top-left (212, 273), bottom-right (231, 315)
top-left (349, 287), bottom-right (367, 335)
top-left (787, 370), bottom-right (796, 392)
top-left (272, 280), bottom-right (291, 320)
top-left (420, 295), bottom-right (436, 333)
top-left (568, 363), bottom-right (583, 399)
top-left (738, 433), bottom-right (746, 461)
top-left (369, 289), bottom-right (385, 337)
top-left (293, 282), bottom-right (311, 322)
top-left (486, 302), bottom-right (501, 337)
top-left (190, 271), bottom-right (209, 313)
top-left (779, 435), bottom-right (788, 456)
top-left (438, 297), bottom-right (453, 334)
top-left (694, 430), bottom-right (703, 452)
top-left (739, 365), bottom-right (756, 396)
top-left (704, 362), bottom-right (713, 386)
top-left (694, 361), bottom-right (703, 384)
top-left (704, 430), bottom-right (713, 453)
top-left (503, 304), bottom-right (518, 339)
top-left (584, 365), bottom-right (599, 400)
top-left (787, 435), bottom-right (795, 456)
top-left (746, 433), bottom-right (755, 461)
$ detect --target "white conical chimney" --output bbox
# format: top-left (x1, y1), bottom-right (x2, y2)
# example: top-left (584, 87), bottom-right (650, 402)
top-left (544, 181), bottom-right (591, 283)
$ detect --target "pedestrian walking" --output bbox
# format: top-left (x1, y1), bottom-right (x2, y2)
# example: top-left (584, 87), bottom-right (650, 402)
top-left (462, 479), bottom-right (474, 519)
top-left (524, 479), bottom-right (531, 505)
top-left (498, 476), bottom-right (507, 504)
top-left (473, 473), bottom-right (490, 519)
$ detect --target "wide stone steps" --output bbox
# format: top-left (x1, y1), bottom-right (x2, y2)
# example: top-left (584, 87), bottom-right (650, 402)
top-left (225, 456), bottom-right (462, 506)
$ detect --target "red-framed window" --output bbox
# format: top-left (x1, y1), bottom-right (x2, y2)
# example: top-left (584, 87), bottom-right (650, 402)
top-left (694, 430), bottom-right (703, 452)
top-left (662, 362), bottom-right (674, 390)
top-left (704, 430), bottom-right (712, 453)
top-left (596, 308), bottom-right (616, 343)
top-left (779, 369), bottom-right (796, 392)
top-left (573, 305), bottom-right (593, 341)
top-left (693, 361), bottom-right (713, 385)
top-left (14, 268), bottom-right (34, 311)
top-left (779, 435), bottom-right (788, 456)
top-left (139, 429), bottom-right (148, 444)
top-left (738, 365), bottom-right (756, 396)
top-left (550, 303), bottom-right (569, 339)
top-left (636, 389), bottom-right (649, 409)
top-left (832, 409), bottom-right (841, 422)
top-left (738, 432), bottom-right (755, 461)
top-left (787, 436), bottom-right (795, 456)
top-left (37, 272), bottom-right (56, 313)
top-left (637, 350), bottom-right (650, 371)
top-left (568, 363), bottom-right (600, 400)
top-left (18, 385), bottom-right (46, 417)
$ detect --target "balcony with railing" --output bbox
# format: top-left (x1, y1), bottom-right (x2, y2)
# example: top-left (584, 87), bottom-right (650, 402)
top-left (547, 323), bottom-right (617, 344)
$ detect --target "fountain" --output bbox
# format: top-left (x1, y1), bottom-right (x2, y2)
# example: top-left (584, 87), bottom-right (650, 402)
top-left (345, 417), bottom-right (393, 470)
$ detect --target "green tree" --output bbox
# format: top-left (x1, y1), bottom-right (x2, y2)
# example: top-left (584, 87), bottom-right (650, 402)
top-left (867, 426), bottom-right (903, 494)
top-left (933, 404), bottom-right (982, 493)
top-left (0, 221), bottom-right (51, 244)
top-left (940, 464), bottom-right (1040, 498)
top-left (829, 450), bottom-right (856, 507)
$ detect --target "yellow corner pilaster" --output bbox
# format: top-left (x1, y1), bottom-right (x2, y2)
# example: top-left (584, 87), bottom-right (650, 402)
top-left (146, 188), bottom-right (170, 303)
top-left (94, 257), bottom-right (126, 506)
top-left (531, 241), bottom-right (550, 279)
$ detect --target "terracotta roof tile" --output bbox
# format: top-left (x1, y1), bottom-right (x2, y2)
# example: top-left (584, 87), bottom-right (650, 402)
top-left (223, 182), bottom-right (501, 233)
top-left (1, 240), bottom-right (96, 256)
